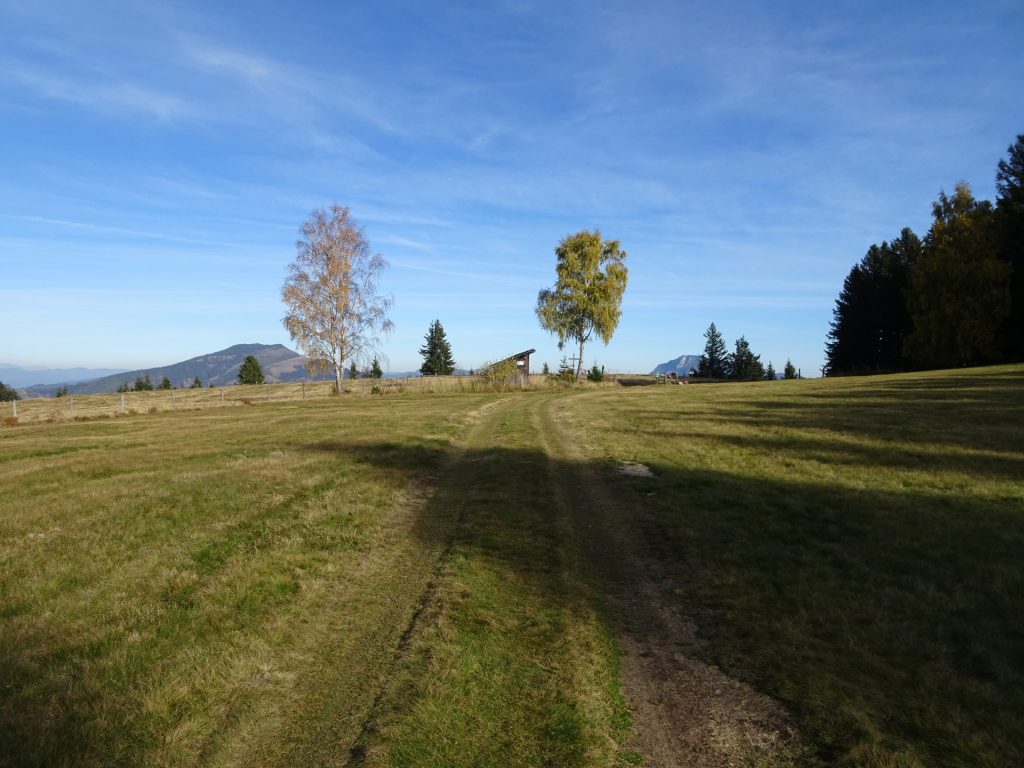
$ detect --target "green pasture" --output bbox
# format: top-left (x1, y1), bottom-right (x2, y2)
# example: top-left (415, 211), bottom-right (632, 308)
top-left (1, 365), bottom-right (1021, 767)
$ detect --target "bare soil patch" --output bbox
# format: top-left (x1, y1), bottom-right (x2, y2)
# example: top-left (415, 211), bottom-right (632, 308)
top-left (618, 461), bottom-right (654, 477)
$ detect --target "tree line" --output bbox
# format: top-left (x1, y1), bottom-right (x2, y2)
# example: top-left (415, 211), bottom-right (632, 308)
top-left (694, 322), bottom-right (797, 381)
top-left (825, 133), bottom-right (1023, 375)
top-left (115, 374), bottom-right (206, 392)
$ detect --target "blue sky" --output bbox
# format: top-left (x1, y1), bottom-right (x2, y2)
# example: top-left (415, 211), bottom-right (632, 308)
top-left (2, 0), bottom-right (1022, 376)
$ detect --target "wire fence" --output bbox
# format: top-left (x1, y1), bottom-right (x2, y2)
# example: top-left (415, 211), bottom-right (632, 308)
top-left (3, 374), bottom-right (555, 426)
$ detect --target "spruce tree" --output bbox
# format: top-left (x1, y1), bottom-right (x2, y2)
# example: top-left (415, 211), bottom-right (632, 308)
top-left (697, 322), bottom-right (728, 378)
top-left (825, 229), bottom-right (920, 375)
top-left (347, 361), bottom-right (359, 379)
top-left (158, 376), bottom-right (172, 390)
top-left (765, 361), bottom-right (776, 380)
top-left (728, 336), bottom-right (764, 380)
top-left (237, 355), bottom-right (265, 385)
top-left (190, 376), bottom-right (202, 388)
top-left (370, 357), bottom-right (383, 379)
top-left (419, 319), bottom-right (456, 375)
top-left (783, 359), bottom-right (797, 379)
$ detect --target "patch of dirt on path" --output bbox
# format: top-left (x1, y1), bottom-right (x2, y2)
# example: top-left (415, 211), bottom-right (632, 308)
top-left (545, 400), bottom-right (801, 767)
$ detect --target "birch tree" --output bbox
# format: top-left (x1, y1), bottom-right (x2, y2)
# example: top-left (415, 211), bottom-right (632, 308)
top-left (282, 205), bottom-right (394, 394)
top-left (536, 230), bottom-right (628, 380)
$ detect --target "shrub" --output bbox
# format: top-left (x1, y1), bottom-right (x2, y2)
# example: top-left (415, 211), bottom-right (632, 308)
top-left (480, 358), bottom-right (521, 388)
top-left (550, 356), bottom-right (577, 383)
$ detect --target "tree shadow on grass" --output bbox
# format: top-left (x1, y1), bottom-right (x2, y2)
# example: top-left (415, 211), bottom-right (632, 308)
top-left (616, 369), bottom-right (1024, 458)
top-left (307, 436), bottom-right (1024, 767)
top-left (3, 427), bottom-right (1023, 767)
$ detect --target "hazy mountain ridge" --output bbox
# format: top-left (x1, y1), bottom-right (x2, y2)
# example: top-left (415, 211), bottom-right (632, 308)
top-left (22, 344), bottom-right (331, 397)
top-left (0, 364), bottom-right (129, 388)
top-left (650, 354), bottom-right (702, 376)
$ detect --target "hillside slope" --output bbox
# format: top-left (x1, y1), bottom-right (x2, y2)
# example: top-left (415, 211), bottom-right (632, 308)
top-left (24, 344), bottom-right (329, 396)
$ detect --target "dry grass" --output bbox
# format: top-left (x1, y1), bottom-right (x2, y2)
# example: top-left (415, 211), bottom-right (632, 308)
top-left (5, 365), bottom-right (1017, 766)
top-left (0, 394), bottom-right (492, 767)
top-left (0, 388), bottom-right (630, 768)
top-left (3, 375), bottom-right (560, 425)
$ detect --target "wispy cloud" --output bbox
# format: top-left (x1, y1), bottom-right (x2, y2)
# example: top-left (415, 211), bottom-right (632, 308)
top-left (177, 36), bottom-right (400, 139)
top-left (8, 66), bottom-right (190, 120)
top-left (0, 214), bottom-right (241, 248)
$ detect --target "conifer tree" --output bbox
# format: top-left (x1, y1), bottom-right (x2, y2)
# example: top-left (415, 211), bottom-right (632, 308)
top-left (765, 361), bottom-right (776, 380)
top-left (783, 359), bottom-right (797, 379)
top-left (996, 134), bottom-right (1024, 360)
top-left (158, 376), bottom-right (172, 390)
top-left (237, 355), bottom-right (265, 385)
top-left (190, 376), bottom-right (202, 388)
top-left (347, 361), bottom-right (359, 379)
top-left (370, 357), bottom-right (383, 379)
top-left (419, 319), bottom-right (456, 375)
top-left (728, 336), bottom-right (764, 380)
top-left (697, 322), bottom-right (728, 378)
top-left (825, 229), bottom-right (920, 375)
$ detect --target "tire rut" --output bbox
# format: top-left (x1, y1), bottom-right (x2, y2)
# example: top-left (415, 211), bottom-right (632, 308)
top-left (540, 395), bottom-right (799, 768)
top-left (343, 396), bottom-right (517, 766)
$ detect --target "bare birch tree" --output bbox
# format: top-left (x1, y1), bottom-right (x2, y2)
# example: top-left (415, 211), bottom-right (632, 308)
top-left (281, 204), bottom-right (394, 394)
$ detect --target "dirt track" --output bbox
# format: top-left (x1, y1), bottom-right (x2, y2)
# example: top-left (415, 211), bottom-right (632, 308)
top-left (349, 392), bottom-right (797, 766)
top-left (540, 394), bottom-right (797, 767)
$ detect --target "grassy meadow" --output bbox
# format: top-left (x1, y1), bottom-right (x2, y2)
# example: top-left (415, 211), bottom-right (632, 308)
top-left (1, 365), bottom-right (1022, 766)
top-left (558, 365), bottom-right (1024, 767)
top-left (1, 375), bottom-right (553, 426)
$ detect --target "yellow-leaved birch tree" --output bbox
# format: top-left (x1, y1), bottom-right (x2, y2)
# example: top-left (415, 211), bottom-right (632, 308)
top-left (536, 230), bottom-right (628, 380)
top-left (281, 205), bottom-right (394, 394)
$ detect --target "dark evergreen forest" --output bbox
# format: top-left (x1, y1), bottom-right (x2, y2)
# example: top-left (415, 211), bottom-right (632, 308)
top-left (825, 134), bottom-right (1024, 375)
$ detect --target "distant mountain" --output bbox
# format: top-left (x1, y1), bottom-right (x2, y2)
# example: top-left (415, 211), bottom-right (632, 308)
top-left (650, 354), bottom-right (702, 377)
top-left (0, 364), bottom-right (128, 388)
top-left (22, 344), bottom-right (331, 397)
top-left (384, 368), bottom-right (473, 379)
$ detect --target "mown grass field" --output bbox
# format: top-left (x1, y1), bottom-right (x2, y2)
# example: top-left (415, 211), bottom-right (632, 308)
top-left (558, 365), bottom-right (1024, 767)
top-left (2, 374), bottom-right (553, 425)
top-left (1, 365), bottom-right (1022, 767)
